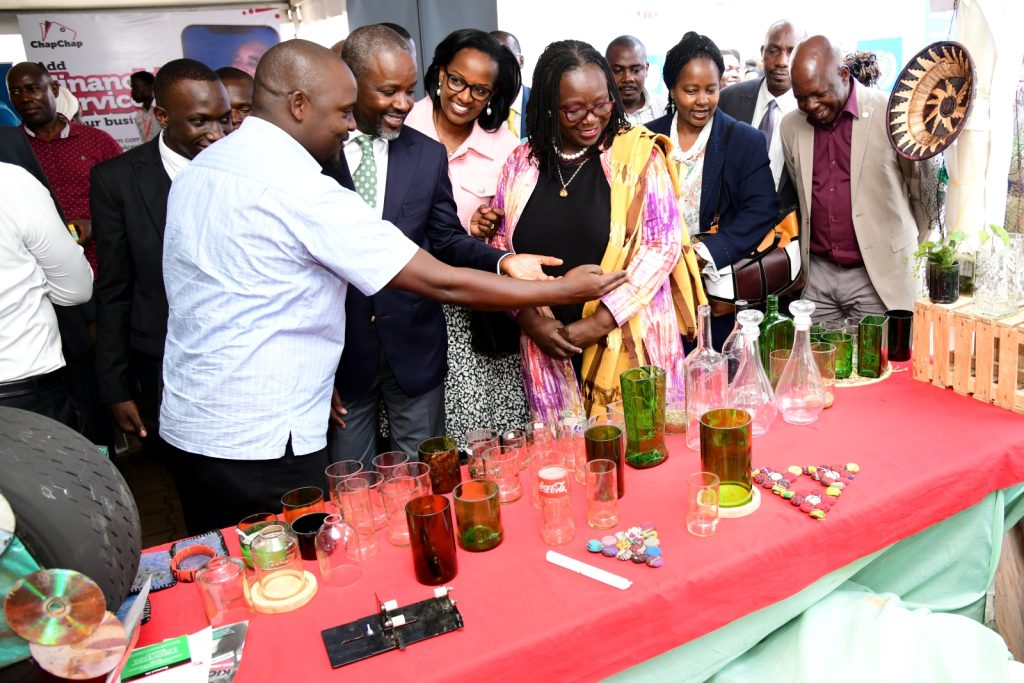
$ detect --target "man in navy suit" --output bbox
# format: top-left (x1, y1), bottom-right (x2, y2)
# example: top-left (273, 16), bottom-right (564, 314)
top-left (491, 30), bottom-right (530, 140)
top-left (718, 20), bottom-right (804, 213)
top-left (327, 25), bottom-right (552, 464)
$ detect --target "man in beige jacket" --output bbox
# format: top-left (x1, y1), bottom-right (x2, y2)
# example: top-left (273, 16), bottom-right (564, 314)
top-left (781, 35), bottom-right (929, 320)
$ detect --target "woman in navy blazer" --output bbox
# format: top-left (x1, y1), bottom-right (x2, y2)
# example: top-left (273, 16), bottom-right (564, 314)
top-left (644, 32), bottom-right (778, 347)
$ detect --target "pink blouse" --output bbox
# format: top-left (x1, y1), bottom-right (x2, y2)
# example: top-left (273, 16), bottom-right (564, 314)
top-left (405, 97), bottom-right (520, 232)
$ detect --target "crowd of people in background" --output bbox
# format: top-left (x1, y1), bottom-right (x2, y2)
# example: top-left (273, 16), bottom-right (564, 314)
top-left (0, 18), bottom-right (934, 532)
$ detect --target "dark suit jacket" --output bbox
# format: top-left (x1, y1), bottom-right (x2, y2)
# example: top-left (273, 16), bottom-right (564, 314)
top-left (647, 109), bottom-right (778, 267)
top-left (520, 86), bottom-right (531, 139)
top-left (323, 126), bottom-right (505, 401)
top-left (717, 78), bottom-right (799, 213)
top-left (90, 137), bottom-right (171, 404)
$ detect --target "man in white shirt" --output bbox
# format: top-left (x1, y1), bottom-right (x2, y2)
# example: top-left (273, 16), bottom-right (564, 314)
top-left (92, 59), bottom-right (231, 477)
top-left (158, 39), bottom-right (625, 532)
top-left (718, 20), bottom-right (805, 211)
top-left (0, 162), bottom-right (93, 425)
top-left (605, 36), bottom-right (667, 126)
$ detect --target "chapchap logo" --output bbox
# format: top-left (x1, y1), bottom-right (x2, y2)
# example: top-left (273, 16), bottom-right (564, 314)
top-left (31, 21), bottom-right (83, 49)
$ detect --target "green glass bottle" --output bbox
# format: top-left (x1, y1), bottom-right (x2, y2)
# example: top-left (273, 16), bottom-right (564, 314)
top-left (759, 295), bottom-right (794, 368)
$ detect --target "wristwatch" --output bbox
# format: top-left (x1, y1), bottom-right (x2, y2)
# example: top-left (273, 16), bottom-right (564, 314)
top-left (170, 544), bottom-right (216, 582)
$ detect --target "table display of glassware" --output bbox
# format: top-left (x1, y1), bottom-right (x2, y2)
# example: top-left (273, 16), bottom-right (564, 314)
top-left (727, 309), bottom-right (777, 437)
top-left (685, 304), bottom-right (727, 451)
top-left (775, 300), bottom-right (826, 426)
top-left (759, 294), bottom-right (794, 368)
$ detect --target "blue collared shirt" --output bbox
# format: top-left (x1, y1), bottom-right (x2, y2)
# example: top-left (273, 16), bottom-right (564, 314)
top-left (160, 116), bottom-right (419, 460)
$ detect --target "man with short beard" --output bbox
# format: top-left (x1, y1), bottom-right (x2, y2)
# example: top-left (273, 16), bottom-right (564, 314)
top-left (327, 24), bottom-right (558, 465)
top-left (91, 59), bottom-right (231, 480)
top-left (605, 35), bottom-right (665, 126)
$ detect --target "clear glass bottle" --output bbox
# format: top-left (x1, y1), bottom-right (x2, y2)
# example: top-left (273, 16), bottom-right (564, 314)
top-left (775, 300), bottom-right (826, 426)
top-left (684, 305), bottom-right (728, 451)
top-left (759, 295), bottom-right (794, 368)
top-left (728, 310), bottom-right (777, 437)
top-left (721, 300), bottom-right (750, 383)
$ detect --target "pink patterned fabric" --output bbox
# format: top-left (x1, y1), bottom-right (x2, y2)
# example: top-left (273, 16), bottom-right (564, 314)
top-left (491, 141), bottom-right (686, 418)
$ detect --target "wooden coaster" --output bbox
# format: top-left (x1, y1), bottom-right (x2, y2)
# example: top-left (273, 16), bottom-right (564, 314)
top-left (250, 571), bottom-right (318, 614)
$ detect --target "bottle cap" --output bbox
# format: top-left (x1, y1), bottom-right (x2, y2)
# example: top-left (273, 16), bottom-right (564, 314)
top-left (737, 309), bottom-right (764, 337)
top-left (788, 300), bottom-right (815, 329)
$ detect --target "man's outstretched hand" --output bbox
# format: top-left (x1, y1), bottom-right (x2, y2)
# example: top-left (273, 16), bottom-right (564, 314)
top-left (557, 265), bottom-right (628, 303)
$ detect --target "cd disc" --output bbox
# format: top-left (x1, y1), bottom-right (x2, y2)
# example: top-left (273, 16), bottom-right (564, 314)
top-left (4, 569), bottom-right (105, 646)
top-left (0, 492), bottom-right (13, 556)
top-left (30, 611), bottom-right (128, 680)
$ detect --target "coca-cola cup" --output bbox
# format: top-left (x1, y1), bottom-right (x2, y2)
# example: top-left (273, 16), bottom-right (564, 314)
top-left (538, 464), bottom-right (574, 546)
top-left (529, 449), bottom-right (564, 510)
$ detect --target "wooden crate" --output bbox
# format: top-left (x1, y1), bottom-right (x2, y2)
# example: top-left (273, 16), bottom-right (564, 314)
top-left (911, 297), bottom-right (1024, 413)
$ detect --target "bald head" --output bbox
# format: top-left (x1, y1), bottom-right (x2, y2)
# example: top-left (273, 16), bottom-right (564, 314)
top-left (790, 35), bottom-right (851, 125)
top-left (252, 39), bottom-right (357, 164)
top-left (6, 62), bottom-right (59, 130)
top-left (343, 24), bottom-right (413, 80)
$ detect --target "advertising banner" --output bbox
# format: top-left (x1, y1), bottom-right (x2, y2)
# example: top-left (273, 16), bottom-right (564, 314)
top-left (17, 7), bottom-right (284, 148)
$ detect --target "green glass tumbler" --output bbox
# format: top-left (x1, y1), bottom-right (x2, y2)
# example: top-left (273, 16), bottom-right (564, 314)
top-left (585, 415), bottom-right (624, 498)
top-left (699, 408), bottom-right (753, 508)
top-left (618, 365), bottom-right (668, 469)
top-left (453, 480), bottom-right (503, 552)
top-left (857, 315), bottom-right (888, 378)
top-left (824, 331), bottom-right (853, 379)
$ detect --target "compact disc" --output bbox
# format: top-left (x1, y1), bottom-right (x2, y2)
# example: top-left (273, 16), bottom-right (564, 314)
top-left (29, 610), bottom-right (128, 680)
top-left (0, 492), bottom-right (13, 556)
top-left (4, 569), bottom-right (105, 646)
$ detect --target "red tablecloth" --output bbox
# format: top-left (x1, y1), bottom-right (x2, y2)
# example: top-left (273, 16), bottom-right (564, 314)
top-left (140, 365), bottom-right (1024, 682)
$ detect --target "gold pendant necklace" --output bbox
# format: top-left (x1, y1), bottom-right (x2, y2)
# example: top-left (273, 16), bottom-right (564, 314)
top-left (556, 157), bottom-right (589, 198)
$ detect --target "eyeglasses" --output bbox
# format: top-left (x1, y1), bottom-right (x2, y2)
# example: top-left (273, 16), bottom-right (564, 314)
top-left (559, 100), bottom-right (614, 123)
top-left (443, 73), bottom-right (493, 102)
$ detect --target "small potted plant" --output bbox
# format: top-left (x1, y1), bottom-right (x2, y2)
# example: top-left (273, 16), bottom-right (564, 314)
top-left (915, 229), bottom-right (966, 304)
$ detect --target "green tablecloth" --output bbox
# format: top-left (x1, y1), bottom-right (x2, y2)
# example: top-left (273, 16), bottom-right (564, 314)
top-left (610, 484), bottom-right (1024, 682)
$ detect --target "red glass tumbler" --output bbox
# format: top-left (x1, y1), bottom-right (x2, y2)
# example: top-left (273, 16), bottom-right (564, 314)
top-left (405, 495), bottom-right (458, 585)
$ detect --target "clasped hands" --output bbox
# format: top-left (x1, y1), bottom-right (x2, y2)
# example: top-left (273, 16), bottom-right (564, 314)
top-left (517, 306), bottom-right (617, 360)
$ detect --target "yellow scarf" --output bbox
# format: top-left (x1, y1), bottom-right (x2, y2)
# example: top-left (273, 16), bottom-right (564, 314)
top-left (579, 126), bottom-right (707, 415)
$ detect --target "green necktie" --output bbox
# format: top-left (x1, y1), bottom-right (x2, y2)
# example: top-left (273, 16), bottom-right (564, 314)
top-left (353, 135), bottom-right (377, 208)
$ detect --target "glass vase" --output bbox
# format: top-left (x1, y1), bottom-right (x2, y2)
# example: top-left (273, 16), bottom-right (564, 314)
top-left (619, 365), bottom-right (667, 468)
top-left (315, 514), bottom-right (362, 587)
top-left (727, 309), bottom-right (777, 437)
top-left (926, 262), bottom-right (959, 304)
top-left (684, 305), bottom-right (728, 451)
top-left (973, 239), bottom-right (1021, 317)
top-left (775, 300), bottom-right (826, 426)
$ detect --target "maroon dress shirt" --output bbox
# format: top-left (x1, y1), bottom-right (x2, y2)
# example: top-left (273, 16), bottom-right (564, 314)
top-left (808, 86), bottom-right (862, 267)
top-left (24, 119), bottom-right (122, 274)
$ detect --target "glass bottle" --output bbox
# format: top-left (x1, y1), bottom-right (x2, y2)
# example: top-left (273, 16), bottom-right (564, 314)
top-left (727, 310), bottom-right (777, 436)
top-left (775, 300), bottom-right (826, 426)
top-left (684, 305), bottom-right (727, 451)
top-left (759, 295), bottom-right (794, 369)
top-left (721, 299), bottom-right (750, 383)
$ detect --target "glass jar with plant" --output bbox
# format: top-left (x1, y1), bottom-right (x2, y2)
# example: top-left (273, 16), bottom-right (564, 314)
top-left (915, 229), bottom-right (966, 304)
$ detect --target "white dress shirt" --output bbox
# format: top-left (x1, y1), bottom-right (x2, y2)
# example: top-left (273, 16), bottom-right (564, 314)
top-left (751, 80), bottom-right (797, 190)
top-left (342, 130), bottom-right (389, 218)
top-left (160, 117), bottom-right (419, 460)
top-left (158, 131), bottom-right (191, 180)
top-left (0, 163), bottom-right (93, 382)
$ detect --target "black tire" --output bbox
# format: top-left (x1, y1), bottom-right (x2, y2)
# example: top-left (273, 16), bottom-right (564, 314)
top-left (0, 406), bottom-right (140, 611)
